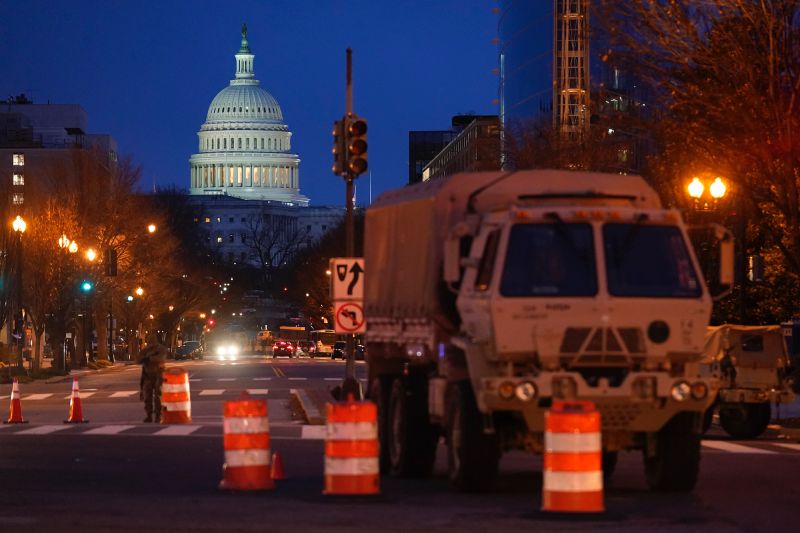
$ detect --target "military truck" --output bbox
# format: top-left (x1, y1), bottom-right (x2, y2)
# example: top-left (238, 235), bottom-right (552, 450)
top-left (364, 170), bottom-right (733, 492)
top-left (701, 324), bottom-right (796, 438)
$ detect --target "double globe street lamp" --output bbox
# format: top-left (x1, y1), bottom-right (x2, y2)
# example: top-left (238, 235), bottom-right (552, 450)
top-left (12, 216), bottom-right (27, 369)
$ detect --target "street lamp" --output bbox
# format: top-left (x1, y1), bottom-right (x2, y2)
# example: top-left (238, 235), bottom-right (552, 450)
top-left (135, 286), bottom-right (144, 297)
top-left (147, 224), bottom-right (157, 234)
top-left (687, 176), bottom-right (728, 211)
top-left (85, 247), bottom-right (97, 262)
top-left (12, 216), bottom-right (26, 369)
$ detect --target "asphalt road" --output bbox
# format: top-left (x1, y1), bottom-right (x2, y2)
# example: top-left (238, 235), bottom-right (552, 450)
top-left (0, 355), bottom-right (798, 532)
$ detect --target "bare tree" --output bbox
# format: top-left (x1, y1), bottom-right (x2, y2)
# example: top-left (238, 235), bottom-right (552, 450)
top-left (242, 209), bottom-right (310, 290)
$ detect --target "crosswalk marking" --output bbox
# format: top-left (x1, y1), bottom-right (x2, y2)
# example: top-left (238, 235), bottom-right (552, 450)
top-left (109, 391), bottom-right (138, 398)
top-left (154, 425), bottom-right (201, 436)
top-left (702, 440), bottom-right (777, 454)
top-left (772, 442), bottom-right (800, 452)
top-left (63, 392), bottom-right (96, 400)
top-left (189, 378), bottom-right (203, 382)
top-left (22, 394), bottom-right (53, 401)
top-left (16, 425), bottom-right (71, 435)
top-left (253, 377), bottom-right (270, 381)
top-left (217, 378), bottom-right (236, 382)
top-left (245, 389), bottom-right (269, 395)
top-left (199, 389), bottom-right (225, 396)
top-left (288, 377), bottom-right (307, 381)
top-left (324, 378), bottom-right (340, 381)
top-left (84, 425), bottom-right (136, 435)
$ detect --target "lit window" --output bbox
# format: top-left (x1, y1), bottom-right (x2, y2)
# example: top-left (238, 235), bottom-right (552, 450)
top-left (12, 193), bottom-right (23, 205)
top-left (12, 173), bottom-right (24, 186)
top-left (13, 153), bottom-right (24, 166)
top-left (228, 233), bottom-right (234, 243)
top-left (216, 217), bottom-right (221, 223)
top-left (216, 234), bottom-right (223, 244)
top-left (204, 217), bottom-right (211, 223)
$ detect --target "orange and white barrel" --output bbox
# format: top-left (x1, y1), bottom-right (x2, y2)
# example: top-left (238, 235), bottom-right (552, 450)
top-left (542, 400), bottom-right (604, 513)
top-left (161, 367), bottom-right (191, 424)
top-left (323, 399), bottom-right (380, 495)
top-left (219, 391), bottom-right (273, 491)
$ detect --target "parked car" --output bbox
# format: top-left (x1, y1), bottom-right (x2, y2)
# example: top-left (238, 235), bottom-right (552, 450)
top-left (175, 340), bottom-right (201, 360)
top-left (332, 341), bottom-right (346, 360)
top-left (297, 340), bottom-right (316, 357)
top-left (355, 344), bottom-right (366, 360)
top-left (272, 339), bottom-right (295, 358)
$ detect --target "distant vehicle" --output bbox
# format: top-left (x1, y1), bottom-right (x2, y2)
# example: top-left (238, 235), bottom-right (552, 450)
top-left (297, 340), bottom-right (316, 357)
top-left (310, 329), bottom-right (338, 355)
top-left (256, 330), bottom-right (273, 353)
top-left (332, 341), bottom-right (346, 360)
top-left (175, 340), bottom-right (201, 360)
top-left (355, 344), bottom-right (366, 360)
top-left (272, 340), bottom-right (295, 358)
top-left (207, 329), bottom-right (245, 361)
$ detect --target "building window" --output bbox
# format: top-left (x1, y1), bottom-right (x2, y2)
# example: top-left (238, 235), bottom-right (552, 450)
top-left (12, 173), bottom-right (24, 186)
top-left (227, 252), bottom-right (234, 262)
top-left (12, 153), bottom-right (24, 166)
top-left (228, 233), bottom-right (234, 243)
top-left (229, 217), bottom-right (234, 223)
top-left (238, 138), bottom-right (242, 149)
top-left (240, 233), bottom-right (246, 243)
top-left (216, 217), bottom-right (221, 223)
top-left (246, 138), bottom-right (250, 149)
top-left (204, 217), bottom-right (211, 223)
top-left (216, 234), bottom-right (223, 244)
top-left (241, 217), bottom-right (246, 223)
top-left (12, 193), bottom-right (23, 205)
top-left (260, 138), bottom-right (264, 150)
top-left (224, 138), bottom-right (227, 149)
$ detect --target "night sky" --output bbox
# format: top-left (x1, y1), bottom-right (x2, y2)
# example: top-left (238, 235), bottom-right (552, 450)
top-left (0, 1), bottom-right (547, 206)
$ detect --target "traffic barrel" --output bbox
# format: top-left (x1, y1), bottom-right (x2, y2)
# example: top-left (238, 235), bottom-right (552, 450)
top-left (4, 378), bottom-right (28, 424)
top-left (161, 367), bottom-right (191, 424)
top-left (323, 397), bottom-right (380, 495)
top-left (64, 377), bottom-right (89, 423)
top-left (542, 400), bottom-right (604, 513)
top-left (219, 391), bottom-right (274, 491)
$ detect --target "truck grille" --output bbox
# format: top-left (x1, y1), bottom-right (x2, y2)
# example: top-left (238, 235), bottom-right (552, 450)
top-left (559, 327), bottom-right (647, 367)
top-left (597, 403), bottom-right (643, 430)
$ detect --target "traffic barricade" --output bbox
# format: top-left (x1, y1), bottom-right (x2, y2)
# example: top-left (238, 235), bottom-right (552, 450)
top-left (161, 367), bottom-right (191, 424)
top-left (323, 397), bottom-right (380, 495)
top-left (542, 400), bottom-right (604, 513)
top-left (219, 391), bottom-right (274, 491)
top-left (64, 377), bottom-right (89, 423)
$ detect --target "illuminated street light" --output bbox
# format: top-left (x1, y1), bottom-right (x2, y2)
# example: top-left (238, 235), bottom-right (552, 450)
top-left (135, 287), bottom-right (144, 297)
top-left (147, 224), bottom-right (157, 234)
top-left (12, 216), bottom-right (26, 369)
top-left (85, 248), bottom-right (97, 262)
top-left (168, 305), bottom-right (174, 312)
top-left (199, 313), bottom-right (206, 319)
top-left (69, 241), bottom-right (78, 253)
top-left (126, 295), bottom-right (134, 302)
top-left (687, 177), bottom-right (704, 199)
top-left (687, 175), bottom-right (727, 211)
top-left (709, 177), bottom-right (727, 199)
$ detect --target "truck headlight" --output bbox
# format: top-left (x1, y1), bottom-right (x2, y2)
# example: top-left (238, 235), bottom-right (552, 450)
top-left (670, 381), bottom-right (691, 402)
top-left (515, 381), bottom-right (537, 402)
top-left (690, 382), bottom-right (708, 400)
top-left (216, 346), bottom-right (227, 357)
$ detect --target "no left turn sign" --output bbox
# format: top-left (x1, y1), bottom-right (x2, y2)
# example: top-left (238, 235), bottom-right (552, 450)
top-left (334, 301), bottom-right (366, 334)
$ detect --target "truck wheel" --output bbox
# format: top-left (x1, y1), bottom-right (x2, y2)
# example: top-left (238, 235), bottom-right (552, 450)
top-left (719, 402), bottom-right (771, 439)
top-left (388, 375), bottom-right (438, 477)
top-left (446, 381), bottom-right (500, 492)
top-left (644, 412), bottom-right (701, 492)
top-left (602, 451), bottom-right (618, 481)
top-left (369, 376), bottom-right (394, 474)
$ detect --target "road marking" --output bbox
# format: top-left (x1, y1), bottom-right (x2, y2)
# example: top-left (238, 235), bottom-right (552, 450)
top-left (16, 425), bottom-right (71, 435)
top-left (22, 394), bottom-right (53, 401)
top-left (301, 425), bottom-right (327, 440)
top-left (772, 442), bottom-right (800, 452)
top-left (63, 392), bottom-right (96, 400)
top-left (272, 367), bottom-right (285, 377)
top-left (109, 391), bottom-right (138, 398)
top-left (324, 378), bottom-right (340, 381)
top-left (0, 395), bottom-right (9, 400)
top-left (245, 389), bottom-right (269, 395)
top-left (189, 378), bottom-right (203, 382)
top-left (199, 389), bottom-right (225, 396)
top-left (154, 425), bottom-right (201, 436)
top-left (253, 377), bottom-right (271, 381)
top-left (217, 378), bottom-right (236, 382)
top-left (288, 377), bottom-right (307, 381)
top-left (702, 440), bottom-right (777, 454)
top-left (85, 425), bottom-right (136, 435)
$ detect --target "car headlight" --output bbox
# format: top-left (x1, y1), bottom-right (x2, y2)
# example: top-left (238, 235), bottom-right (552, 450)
top-left (229, 345), bottom-right (240, 355)
top-left (670, 381), bottom-right (691, 402)
top-left (216, 346), bottom-right (227, 356)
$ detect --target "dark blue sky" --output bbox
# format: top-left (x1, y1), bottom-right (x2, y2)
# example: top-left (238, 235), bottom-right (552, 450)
top-left (0, 0), bottom-right (538, 206)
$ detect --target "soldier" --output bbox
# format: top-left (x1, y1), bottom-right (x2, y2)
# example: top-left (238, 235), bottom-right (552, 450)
top-left (138, 333), bottom-right (168, 422)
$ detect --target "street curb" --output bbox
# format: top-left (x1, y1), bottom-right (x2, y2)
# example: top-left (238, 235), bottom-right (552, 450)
top-left (291, 388), bottom-right (326, 425)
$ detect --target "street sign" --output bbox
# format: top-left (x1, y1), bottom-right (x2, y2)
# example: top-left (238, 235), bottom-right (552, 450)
top-left (334, 301), bottom-right (366, 334)
top-left (330, 257), bottom-right (364, 300)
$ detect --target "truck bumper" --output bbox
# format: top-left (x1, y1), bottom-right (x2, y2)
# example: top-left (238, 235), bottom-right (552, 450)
top-left (479, 371), bottom-right (718, 433)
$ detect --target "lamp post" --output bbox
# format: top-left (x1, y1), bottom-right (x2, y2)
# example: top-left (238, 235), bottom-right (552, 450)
top-left (12, 215), bottom-right (26, 369)
top-left (58, 234), bottom-right (78, 371)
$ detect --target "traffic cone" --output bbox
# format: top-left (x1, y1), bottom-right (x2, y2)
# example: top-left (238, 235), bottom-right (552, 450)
top-left (64, 377), bottom-right (89, 423)
top-left (271, 451), bottom-right (286, 481)
top-left (4, 378), bottom-right (28, 424)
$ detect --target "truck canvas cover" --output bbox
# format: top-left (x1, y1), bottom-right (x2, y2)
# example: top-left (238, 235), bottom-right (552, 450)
top-left (702, 324), bottom-right (788, 369)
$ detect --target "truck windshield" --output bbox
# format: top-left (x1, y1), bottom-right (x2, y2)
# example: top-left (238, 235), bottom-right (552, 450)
top-left (500, 223), bottom-right (597, 297)
top-left (603, 223), bottom-right (701, 298)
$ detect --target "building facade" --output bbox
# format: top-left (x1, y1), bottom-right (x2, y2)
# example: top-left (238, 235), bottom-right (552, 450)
top-left (419, 115), bottom-right (501, 182)
top-left (189, 26), bottom-right (307, 205)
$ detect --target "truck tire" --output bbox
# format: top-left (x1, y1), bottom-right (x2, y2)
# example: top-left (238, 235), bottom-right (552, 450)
top-left (718, 402), bottom-right (771, 439)
top-left (644, 412), bottom-right (701, 492)
top-left (602, 451), bottom-right (618, 481)
top-left (446, 381), bottom-right (500, 492)
top-left (701, 407), bottom-right (714, 434)
top-left (369, 376), bottom-right (394, 474)
top-left (388, 375), bottom-right (438, 477)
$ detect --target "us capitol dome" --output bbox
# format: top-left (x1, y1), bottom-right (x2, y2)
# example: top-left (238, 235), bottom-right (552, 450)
top-left (189, 25), bottom-right (308, 205)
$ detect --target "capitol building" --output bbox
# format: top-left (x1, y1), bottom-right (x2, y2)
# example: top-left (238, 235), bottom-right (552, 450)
top-left (189, 26), bottom-right (307, 205)
top-left (189, 27), bottom-right (341, 266)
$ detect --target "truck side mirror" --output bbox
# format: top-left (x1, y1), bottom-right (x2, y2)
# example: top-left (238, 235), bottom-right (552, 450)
top-left (713, 223), bottom-right (734, 301)
top-left (443, 237), bottom-right (461, 283)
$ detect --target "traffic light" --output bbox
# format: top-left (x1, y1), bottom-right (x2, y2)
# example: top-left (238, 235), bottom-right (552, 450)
top-left (345, 115), bottom-right (368, 176)
top-left (80, 280), bottom-right (93, 293)
top-left (104, 248), bottom-right (117, 276)
top-left (332, 119), bottom-right (346, 176)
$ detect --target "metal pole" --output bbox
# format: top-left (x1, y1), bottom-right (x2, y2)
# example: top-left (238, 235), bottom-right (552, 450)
top-left (16, 232), bottom-right (23, 370)
top-left (738, 193), bottom-right (747, 323)
top-left (108, 296), bottom-right (114, 363)
top-left (82, 296), bottom-right (88, 368)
